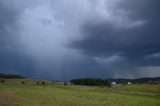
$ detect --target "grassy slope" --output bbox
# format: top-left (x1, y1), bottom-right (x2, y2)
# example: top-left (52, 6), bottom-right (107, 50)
top-left (0, 79), bottom-right (159, 106)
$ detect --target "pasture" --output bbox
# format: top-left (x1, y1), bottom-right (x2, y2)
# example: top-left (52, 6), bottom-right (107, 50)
top-left (0, 79), bottom-right (159, 106)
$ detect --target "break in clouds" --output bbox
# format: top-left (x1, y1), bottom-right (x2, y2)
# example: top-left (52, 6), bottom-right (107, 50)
top-left (0, 0), bottom-right (160, 80)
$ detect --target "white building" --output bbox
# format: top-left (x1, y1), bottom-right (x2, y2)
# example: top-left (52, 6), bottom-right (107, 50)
top-left (111, 82), bottom-right (116, 85)
top-left (128, 82), bottom-right (131, 85)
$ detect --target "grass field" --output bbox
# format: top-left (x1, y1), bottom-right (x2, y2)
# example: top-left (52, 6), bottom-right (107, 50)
top-left (0, 79), bottom-right (159, 106)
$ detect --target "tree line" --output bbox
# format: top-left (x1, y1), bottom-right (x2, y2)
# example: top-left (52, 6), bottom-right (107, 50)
top-left (70, 78), bottom-right (110, 86)
top-left (0, 73), bottom-right (26, 79)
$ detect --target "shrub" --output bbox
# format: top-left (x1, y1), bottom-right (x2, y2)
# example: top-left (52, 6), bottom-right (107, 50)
top-left (52, 81), bottom-right (55, 84)
top-left (64, 82), bottom-right (67, 85)
top-left (21, 81), bottom-right (25, 84)
top-left (0, 79), bottom-right (5, 83)
top-left (36, 81), bottom-right (39, 85)
top-left (42, 81), bottom-right (46, 85)
top-left (122, 82), bottom-right (127, 85)
top-left (108, 83), bottom-right (111, 88)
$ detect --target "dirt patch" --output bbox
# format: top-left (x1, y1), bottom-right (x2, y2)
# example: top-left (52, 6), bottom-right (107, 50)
top-left (0, 91), bottom-right (20, 106)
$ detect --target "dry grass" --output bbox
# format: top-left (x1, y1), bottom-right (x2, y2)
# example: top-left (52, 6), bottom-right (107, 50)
top-left (0, 91), bottom-right (21, 106)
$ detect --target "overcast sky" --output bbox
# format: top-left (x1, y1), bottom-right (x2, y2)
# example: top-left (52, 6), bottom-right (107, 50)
top-left (0, 0), bottom-right (160, 80)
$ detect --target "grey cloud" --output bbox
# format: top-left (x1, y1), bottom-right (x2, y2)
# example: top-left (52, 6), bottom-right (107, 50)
top-left (39, 18), bottom-right (52, 26)
top-left (0, 0), bottom-right (35, 77)
top-left (69, 0), bottom-right (160, 66)
top-left (0, 0), bottom-right (160, 80)
top-left (0, 1), bottom-right (20, 46)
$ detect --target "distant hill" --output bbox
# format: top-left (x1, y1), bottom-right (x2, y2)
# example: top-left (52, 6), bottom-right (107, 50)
top-left (107, 77), bottom-right (160, 84)
top-left (0, 73), bottom-right (26, 79)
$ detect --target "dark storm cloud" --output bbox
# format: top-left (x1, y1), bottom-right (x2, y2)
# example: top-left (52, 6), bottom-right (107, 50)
top-left (69, 0), bottom-right (160, 66)
top-left (0, 1), bottom-right (19, 46)
top-left (0, 1), bottom-right (34, 76)
top-left (0, 0), bottom-right (160, 80)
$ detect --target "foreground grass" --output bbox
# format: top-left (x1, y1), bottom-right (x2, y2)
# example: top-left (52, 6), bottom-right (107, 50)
top-left (0, 79), bottom-right (159, 106)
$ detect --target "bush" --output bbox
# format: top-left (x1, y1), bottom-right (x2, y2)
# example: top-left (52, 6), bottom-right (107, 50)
top-left (36, 81), bottom-right (39, 85)
top-left (64, 82), bottom-right (67, 85)
top-left (52, 81), bottom-right (55, 84)
top-left (42, 81), bottom-right (46, 85)
top-left (0, 79), bottom-right (5, 83)
top-left (108, 83), bottom-right (111, 88)
top-left (21, 81), bottom-right (25, 84)
top-left (122, 82), bottom-right (127, 85)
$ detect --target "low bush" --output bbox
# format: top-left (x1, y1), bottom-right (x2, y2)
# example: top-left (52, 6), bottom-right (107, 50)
top-left (37, 81), bottom-right (39, 85)
top-left (21, 81), bottom-right (25, 84)
top-left (64, 82), bottom-right (67, 85)
top-left (0, 79), bottom-right (5, 83)
top-left (42, 81), bottom-right (46, 85)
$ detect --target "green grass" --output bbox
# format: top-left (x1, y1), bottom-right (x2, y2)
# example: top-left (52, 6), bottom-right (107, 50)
top-left (0, 79), bottom-right (159, 106)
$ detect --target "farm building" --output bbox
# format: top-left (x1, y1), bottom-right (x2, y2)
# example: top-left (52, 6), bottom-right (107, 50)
top-left (128, 82), bottom-right (131, 85)
top-left (111, 82), bottom-right (116, 85)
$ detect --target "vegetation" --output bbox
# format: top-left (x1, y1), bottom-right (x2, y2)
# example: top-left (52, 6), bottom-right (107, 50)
top-left (0, 73), bottom-right (26, 79)
top-left (42, 81), bottom-right (46, 85)
top-left (37, 81), bottom-right (40, 85)
top-left (0, 79), bottom-right (5, 83)
top-left (107, 77), bottom-right (160, 84)
top-left (71, 78), bottom-right (109, 86)
top-left (64, 82), bottom-right (67, 85)
top-left (0, 79), bottom-right (159, 106)
top-left (21, 81), bottom-right (25, 84)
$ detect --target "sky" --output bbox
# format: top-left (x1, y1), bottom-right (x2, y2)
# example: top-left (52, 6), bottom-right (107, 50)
top-left (0, 0), bottom-right (160, 81)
